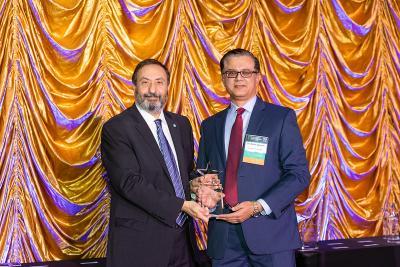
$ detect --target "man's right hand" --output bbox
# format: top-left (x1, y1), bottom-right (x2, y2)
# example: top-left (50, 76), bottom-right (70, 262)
top-left (181, 201), bottom-right (210, 223)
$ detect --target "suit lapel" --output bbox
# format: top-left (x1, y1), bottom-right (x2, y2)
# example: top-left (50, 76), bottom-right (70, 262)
top-left (129, 106), bottom-right (171, 180)
top-left (165, 114), bottom-right (192, 196)
top-left (215, 108), bottom-right (229, 169)
top-left (165, 114), bottom-right (185, 174)
top-left (246, 97), bottom-right (266, 136)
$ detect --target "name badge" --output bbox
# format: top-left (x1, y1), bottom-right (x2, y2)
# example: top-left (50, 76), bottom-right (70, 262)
top-left (243, 134), bottom-right (268, 165)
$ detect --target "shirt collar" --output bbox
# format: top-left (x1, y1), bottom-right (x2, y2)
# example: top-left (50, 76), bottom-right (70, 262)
top-left (136, 103), bottom-right (166, 125)
top-left (229, 96), bottom-right (257, 114)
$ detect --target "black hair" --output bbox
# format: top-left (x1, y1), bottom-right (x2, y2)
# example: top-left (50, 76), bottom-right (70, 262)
top-left (220, 48), bottom-right (260, 72)
top-left (132, 59), bottom-right (170, 86)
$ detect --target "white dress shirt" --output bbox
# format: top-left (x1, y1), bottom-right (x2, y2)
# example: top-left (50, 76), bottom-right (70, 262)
top-left (136, 104), bottom-right (181, 176)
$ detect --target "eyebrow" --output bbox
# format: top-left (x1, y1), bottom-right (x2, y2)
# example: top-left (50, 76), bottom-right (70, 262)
top-left (224, 68), bottom-right (254, 71)
top-left (139, 77), bottom-right (166, 81)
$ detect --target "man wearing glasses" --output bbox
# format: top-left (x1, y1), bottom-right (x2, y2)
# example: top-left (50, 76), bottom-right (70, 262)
top-left (195, 49), bottom-right (310, 267)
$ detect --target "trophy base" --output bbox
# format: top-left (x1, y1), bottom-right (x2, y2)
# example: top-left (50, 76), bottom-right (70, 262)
top-left (209, 207), bottom-right (233, 218)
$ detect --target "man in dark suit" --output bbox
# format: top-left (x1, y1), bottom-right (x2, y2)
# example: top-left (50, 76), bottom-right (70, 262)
top-left (195, 49), bottom-right (311, 267)
top-left (101, 59), bottom-right (210, 267)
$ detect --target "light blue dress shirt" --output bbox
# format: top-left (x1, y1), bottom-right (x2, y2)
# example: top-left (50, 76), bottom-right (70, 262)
top-left (224, 96), bottom-right (272, 216)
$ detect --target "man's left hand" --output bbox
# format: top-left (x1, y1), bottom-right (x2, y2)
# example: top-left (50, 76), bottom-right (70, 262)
top-left (216, 201), bottom-right (259, 223)
top-left (197, 186), bottom-right (224, 209)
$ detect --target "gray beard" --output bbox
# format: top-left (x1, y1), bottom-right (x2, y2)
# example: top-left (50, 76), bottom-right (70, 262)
top-left (135, 91), bottom-right (166, 114)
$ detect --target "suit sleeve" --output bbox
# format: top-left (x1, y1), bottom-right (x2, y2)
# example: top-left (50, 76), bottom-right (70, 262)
top-left (262, 109), bottom-right (310, 218)
top-left (101, 122), bottom-right (184, 227)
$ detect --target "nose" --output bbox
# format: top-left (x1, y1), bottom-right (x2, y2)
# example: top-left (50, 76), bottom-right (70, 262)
top-left (235, 73), bottom-right (244, 81)
top-left (148, 81), bottom-right (156, 93)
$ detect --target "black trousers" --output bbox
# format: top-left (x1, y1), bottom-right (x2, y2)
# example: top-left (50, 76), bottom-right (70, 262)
top-left (168, 222), bottom-right (196, 267)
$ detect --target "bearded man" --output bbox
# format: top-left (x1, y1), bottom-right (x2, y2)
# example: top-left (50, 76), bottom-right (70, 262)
top-left (101, 59), bottom-right (210, 267)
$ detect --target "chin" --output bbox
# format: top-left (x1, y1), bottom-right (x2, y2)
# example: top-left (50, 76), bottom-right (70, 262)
top-left (145, 100), bottom-right (160, 106)
top-left (232, 93), bottom-right (248, 99)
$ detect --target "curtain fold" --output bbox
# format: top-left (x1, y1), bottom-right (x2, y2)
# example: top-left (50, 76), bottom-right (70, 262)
top-left (0, 0), bottom-right (399, 263)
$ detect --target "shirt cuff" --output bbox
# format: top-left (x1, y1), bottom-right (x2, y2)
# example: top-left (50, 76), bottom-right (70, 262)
top-left (257, 199), bottom-right (272, 216)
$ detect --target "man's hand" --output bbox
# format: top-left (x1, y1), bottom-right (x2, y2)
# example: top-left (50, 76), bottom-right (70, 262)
top-left (190, 174), bottom-right (220, 193)
top-left (216, 201), bottom-right (262, 223)
top-left (197, 186), bottom-right (225, 209)
top-left (181, 201), bottom-right (210, 223)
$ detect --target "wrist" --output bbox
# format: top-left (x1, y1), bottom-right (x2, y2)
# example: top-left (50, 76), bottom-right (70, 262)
top-left (182, 200), bottom-right (191, 213)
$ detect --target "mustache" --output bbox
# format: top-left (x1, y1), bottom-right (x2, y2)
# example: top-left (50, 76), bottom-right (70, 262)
top-left (143, 93), bottom-right (161, 98)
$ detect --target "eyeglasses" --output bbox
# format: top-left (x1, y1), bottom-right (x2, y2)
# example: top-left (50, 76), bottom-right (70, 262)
top-left (222, 70), bottom-right (259, 78)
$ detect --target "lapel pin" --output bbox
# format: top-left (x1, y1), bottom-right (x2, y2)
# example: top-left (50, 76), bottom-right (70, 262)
top-left (173, 123), bottom-right (177, 128)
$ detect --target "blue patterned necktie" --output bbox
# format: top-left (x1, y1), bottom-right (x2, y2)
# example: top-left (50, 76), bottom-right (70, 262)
top-left (154, 119), bottom-right (187, 226)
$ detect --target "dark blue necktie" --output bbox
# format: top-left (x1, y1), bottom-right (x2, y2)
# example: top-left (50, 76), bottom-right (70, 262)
top-left (154, 119), bottom-right (187, 226)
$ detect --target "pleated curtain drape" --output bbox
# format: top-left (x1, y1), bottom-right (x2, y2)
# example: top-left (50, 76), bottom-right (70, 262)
top-left (0, 0), bottom-right (399, 263)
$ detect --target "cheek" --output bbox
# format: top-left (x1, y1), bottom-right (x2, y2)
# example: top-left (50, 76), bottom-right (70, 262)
top-left (223, 80), bottom-right (235, 90)
top-left (135, 89), bottom-right (144, 98)
top-left (158, 87), bottom-right (168, 97)
top-left (222, 79), bottom-right (229, 88)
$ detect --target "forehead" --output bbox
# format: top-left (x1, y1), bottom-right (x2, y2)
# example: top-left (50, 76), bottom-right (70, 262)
top-left (224, 55), bottom-right (255, 69)
top-left (138, 64), bottom-right (167, 80)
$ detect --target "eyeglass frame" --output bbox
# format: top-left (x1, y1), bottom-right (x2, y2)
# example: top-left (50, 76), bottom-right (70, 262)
top-left (222, 70), bottom-right (259, 79)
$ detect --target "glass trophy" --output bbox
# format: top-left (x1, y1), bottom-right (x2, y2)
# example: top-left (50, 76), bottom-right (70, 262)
top-left (196, 163), bottom-right (229, 217)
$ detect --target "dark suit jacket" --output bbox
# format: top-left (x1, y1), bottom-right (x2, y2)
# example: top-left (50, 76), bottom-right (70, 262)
top-left (101, 104), bottom-right (195, 267)
top-left (197, 97), bottom-right (310, 259)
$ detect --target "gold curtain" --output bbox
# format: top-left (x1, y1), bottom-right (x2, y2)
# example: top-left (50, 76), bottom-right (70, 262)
top-left (0, 0), bottom-right (399, 263)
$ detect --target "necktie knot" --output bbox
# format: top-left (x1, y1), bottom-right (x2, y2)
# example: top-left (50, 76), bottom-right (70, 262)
top-left (154, 119), bottom-right (162, 129)
top-left (236, 107), bottom-right (245, 116)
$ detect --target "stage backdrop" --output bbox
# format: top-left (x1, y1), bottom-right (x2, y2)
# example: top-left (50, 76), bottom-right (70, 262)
top-left (0, 0), bottom-right (399, 263)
